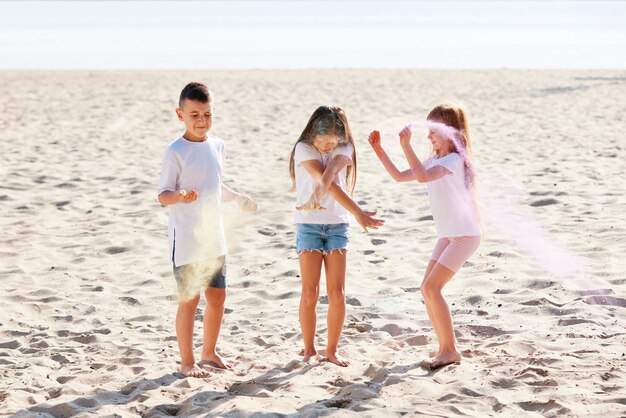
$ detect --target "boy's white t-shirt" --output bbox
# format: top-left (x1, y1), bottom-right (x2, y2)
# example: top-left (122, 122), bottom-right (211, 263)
top-left (157, 134), bottom-right (227, 266)
top-left (294, 142), bottom-right (354, 224)
top-left (423, 152), bottom-right (481, 238)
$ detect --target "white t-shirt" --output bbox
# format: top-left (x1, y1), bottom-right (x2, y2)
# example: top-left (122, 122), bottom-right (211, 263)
top-left (294, 142), bottom-right (354, 224)
top-left (157, 134), bottom-right (227, 266)
top-left (423, 152), bottom-right (481, 238)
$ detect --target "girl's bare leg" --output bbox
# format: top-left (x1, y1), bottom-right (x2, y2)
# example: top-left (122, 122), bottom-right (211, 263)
top-left (421, 259), bottom-right (444, 356)
top-left (299, 251), bottom-right (323, 361)
top-left (421, 239), bottom-right (450, 358)
top-left (421, 262), bottom-right (461, 368)
top-left (324, 249), bottom-right (349, 367)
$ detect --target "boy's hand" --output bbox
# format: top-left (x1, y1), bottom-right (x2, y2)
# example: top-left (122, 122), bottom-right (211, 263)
top-left (179, 189), bottom-right (198, 203)
top-left (368, 130), bottom-right (383, 153)
top-left (355, 209), bottom-right (385, 233)
top-left (399, 126), bottom-right (412, 147)
top-left (236, 194), bottom-right (258, 212)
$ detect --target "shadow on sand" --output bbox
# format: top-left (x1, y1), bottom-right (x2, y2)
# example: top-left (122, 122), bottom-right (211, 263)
top-left (16, 359), bottom-right (439, 417)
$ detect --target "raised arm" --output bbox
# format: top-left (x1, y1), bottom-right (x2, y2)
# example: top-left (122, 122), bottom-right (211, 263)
top-left (367, 130), bottom-right (415, 182)
top-left (300, 159), bottom-right (384, 231)
top-left (399, 127), bottom-right (450, 183)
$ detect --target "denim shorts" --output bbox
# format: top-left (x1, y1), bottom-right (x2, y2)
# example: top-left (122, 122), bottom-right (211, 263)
top-left (296, 223), bottom-right (349, 254)
top-left (173, 256), bottom-right (227, 296)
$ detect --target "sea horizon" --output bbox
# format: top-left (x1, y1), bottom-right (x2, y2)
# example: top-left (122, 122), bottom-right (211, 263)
top-left (1, 0), bottom-right (625, 70)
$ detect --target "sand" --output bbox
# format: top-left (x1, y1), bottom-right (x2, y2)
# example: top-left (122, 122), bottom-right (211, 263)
top-left (1, 69), bottom-right (625, 417)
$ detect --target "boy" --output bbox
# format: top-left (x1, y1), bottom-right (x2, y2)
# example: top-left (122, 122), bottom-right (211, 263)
top-left (157, 82), bottom-right (256, 377)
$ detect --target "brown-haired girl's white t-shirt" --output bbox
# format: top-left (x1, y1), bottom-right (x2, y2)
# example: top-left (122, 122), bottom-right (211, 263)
top-left (423, 152), bottom-right (481, 238)
top-left (294, 142), bottom-right (353, 224)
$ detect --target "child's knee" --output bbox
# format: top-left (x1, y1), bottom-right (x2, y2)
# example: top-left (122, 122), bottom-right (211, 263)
top-left (205, 287), bottom-right (226, 307)
top-left (420, 280), bottom-right (439, 299)
top-left (301, 287), bottom-right (319, 305)
top-left (327, 288), bottom-right (345, 305)
top-left (178, 293), bottom-right (201, 310)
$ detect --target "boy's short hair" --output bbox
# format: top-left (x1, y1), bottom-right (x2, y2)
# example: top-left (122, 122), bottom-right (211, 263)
top-left (179, 82), bottom-right (213, 107)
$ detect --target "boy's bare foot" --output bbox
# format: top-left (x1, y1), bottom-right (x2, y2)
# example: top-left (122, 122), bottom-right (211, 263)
top-left (199, 353), bottom-right (231, 370)
top-left (428, 351), bottom-right (461, 369)
top-left (180, 364), bottom-right (209, 378)
top-left (325, 352), bottom-right (350, 367)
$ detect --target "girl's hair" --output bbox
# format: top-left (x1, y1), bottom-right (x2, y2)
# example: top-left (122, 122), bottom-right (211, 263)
top-left (427, 103), bottom-right (475, 188)
top-left (428, 103), bottom-right (485, 237)
top-left (288, 105), bottom-right (357, 194)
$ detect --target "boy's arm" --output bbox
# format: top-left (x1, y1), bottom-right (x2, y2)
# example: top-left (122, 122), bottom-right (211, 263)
top-left (221, 183), bottom-right (258, 212)
top-left (158, 189), bottom-right (197, 206)
top-left (221, 183), bottom-right (242, 202)
top-left (157, 151), bottom-right (199, 205)
top-left (300, 160), bottom-right (384, 231)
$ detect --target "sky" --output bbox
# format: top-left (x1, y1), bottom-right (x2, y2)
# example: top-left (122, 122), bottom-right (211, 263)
top-left (1, 1), bottom-right (625, 69)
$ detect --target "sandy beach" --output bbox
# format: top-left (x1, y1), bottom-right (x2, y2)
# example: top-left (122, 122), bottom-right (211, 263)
top-left (1, 69), bottom-right (625, 417)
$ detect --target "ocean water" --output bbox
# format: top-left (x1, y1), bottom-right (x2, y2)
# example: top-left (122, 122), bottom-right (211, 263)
top-left (1, 1), bottom-right (625, 69)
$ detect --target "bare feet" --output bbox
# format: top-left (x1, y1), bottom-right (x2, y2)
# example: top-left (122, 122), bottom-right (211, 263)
top-left (180, 364), bottom-right (209, 378)
top-left (199, 352), bottom-right (231, 370)
top-left (325, 351), bottom-right (350, 367)
top-left (428, 351), bottom-right (461, 369)
top-left (299, 348), bottom-right (320, 363)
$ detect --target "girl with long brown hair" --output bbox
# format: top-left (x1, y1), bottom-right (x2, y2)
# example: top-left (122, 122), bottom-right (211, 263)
top-left (289, 105), bottom-right (384, 367)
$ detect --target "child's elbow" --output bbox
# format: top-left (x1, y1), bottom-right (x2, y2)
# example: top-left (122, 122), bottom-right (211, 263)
top-left (157, 192), bottom-right (169, 206)
top-left (414, 174), bottom-right (428, 183)
top-left (392, 173), bottom-right (407, 183)
top-left (331, 154), bottom-right (350, 164)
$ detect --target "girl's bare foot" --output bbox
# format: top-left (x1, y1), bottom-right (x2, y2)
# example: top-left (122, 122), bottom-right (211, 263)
top-left (299, 348), bottom-right (320, 363)
top-left (428, 350), bottom-right (441, 358)
top-left (180, 364), bottom-right (209, 378)
top-left (326, 352), bottom-right (350, 367)
top-left (199, 352), bottom-right (231, 370)
top-left (428, 351), bottom-right (461, 369)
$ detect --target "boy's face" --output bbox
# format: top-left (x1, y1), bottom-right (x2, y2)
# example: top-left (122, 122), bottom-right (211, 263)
top-left (176, 99), bottom-right (213, 141)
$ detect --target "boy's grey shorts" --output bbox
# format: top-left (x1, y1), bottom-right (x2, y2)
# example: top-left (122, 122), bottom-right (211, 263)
top-left (173, 256), bottom-right (227, 293)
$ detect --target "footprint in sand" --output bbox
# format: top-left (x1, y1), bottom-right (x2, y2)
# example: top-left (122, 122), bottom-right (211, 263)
top-left (530, 198), bottom-right (559, 207)
top-left (119, 296), bottom-right (141, 306)
top-left (105, 246), bottom-right (129, 255)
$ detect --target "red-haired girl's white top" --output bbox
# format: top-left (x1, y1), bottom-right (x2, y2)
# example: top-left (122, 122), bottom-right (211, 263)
top-left (423, 152), bottom-right (481, 238)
